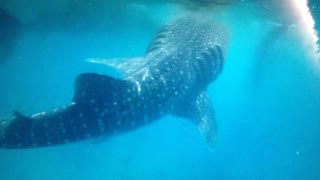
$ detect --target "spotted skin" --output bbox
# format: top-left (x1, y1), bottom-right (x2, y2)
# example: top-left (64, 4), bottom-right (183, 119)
top-left (0, 14), bottom-right (228, 149)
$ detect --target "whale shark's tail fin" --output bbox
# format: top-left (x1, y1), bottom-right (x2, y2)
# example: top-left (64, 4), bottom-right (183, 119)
top-left (173, 91), bottom-right (217, 148)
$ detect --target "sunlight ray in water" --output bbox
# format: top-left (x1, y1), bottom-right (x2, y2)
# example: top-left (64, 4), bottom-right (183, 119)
top-left (293, 0), bottom-right (319, 51)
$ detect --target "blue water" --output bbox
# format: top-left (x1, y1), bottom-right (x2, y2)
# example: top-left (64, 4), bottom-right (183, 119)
top-left (0, 1), bottom-right (320, 180)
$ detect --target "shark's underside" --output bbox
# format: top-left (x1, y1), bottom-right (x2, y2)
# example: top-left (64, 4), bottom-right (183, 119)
top-left (0, 14), bottom-right (228, 149)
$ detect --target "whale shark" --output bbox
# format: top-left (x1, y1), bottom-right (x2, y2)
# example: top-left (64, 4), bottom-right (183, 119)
top-left (0, 14), bottom-right (228, 149)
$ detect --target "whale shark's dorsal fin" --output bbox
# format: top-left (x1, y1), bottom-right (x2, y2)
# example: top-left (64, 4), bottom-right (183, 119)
top-left (173, 91), bottom-right (217, 148)
top-left (13, 111), bottom-right (29, 119)
top-left (73, 73), bottom-right (132, 104)
top-left (87, 57), bottom-right (147, 77)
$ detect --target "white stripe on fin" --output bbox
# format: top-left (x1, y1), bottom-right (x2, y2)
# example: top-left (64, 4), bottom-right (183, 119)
top-left (87, 57), bottom-right (147, 77)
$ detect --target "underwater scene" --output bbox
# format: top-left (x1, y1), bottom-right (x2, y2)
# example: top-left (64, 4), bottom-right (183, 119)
top-left (0, 0), bottom-right (319, 179)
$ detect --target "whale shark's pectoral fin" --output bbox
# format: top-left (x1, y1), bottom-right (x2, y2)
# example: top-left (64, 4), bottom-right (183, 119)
top-left (87, 57), bottom-right (147, 77)
top-left (174, 91), bottom-right (218, 148)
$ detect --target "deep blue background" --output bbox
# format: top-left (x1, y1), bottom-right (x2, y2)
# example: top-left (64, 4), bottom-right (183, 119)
top-left (0, 1), bottom-right (319, 179)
